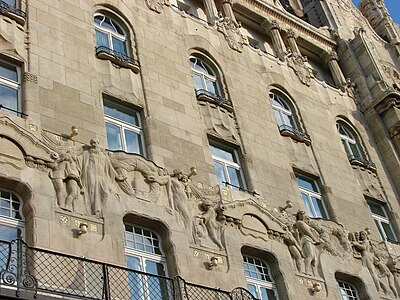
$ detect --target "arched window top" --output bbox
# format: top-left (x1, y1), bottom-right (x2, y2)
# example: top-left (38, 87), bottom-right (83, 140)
top-left (94, 14), bottom-right (125, 36)
top-left (189, 55), bottom-right (221, 97)
top-left (336, 120), bottom-right (365, 159)
top-left (269, 89), bottom-right (296, 129)
top-left (125, 223), bottom-right (164, 256)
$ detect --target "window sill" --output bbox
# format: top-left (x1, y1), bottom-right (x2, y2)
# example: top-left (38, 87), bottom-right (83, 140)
top-left (195, 89), bottom-right (233, 112)
top-left (348, 155), bottom-right (377, 172)
top-left (279, 125), bottom-right (311, 145)
top-left (0, 1), bottom-right (26, 26)
top-left (95, 46), bottom-right (140, 74)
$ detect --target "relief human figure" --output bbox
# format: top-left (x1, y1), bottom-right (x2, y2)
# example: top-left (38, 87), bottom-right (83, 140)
top-left (374, 256), bottom-right (398, 297)
top-left (79, 138), bottom-right (126, 217)
top-left (283, 225), bottom-right (304, 273)
top-left (351, 230), bottom-right (381, 292)
top-left (63, 152), bottom-right (83, 212)
top-left (295, 210), bottom-right (320, 276)
top-left (194, 200), bottom-right (224, 250)
top-left (169, 169), bottom-right (191, 227)
top-left (48, 153), bottom-right (68, 209)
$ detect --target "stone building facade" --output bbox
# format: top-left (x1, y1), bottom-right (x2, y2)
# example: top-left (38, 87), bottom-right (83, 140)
top-left (0, 0), bottom-right (400, 299)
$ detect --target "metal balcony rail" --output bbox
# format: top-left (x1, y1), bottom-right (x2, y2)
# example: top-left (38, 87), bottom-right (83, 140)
top-left (95, 46), bottom-right (140, 68)
top-left (0, 239), bottom-right (258, 300)
top-left (0, 104), bottom-right (28, 117)
top-left (195, 89), bottom-right (233, 108)
top-left (0, 0), bottom-right (26, 19)
top-left (222, 181), bottom-right (260, 197)
top-left (278, 124), bottom-right (310, 142)
top-left (347, 154), bottom-right (376, 170)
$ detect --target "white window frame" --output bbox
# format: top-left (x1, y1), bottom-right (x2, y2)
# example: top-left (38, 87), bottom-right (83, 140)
top-left (338, 281), bottom-right (359, 300)
top-left (336, 122), bottom-right (363, 159)
top-left (243, 255), bottom-right (278, 300)
top-left (296, 175), bottom-right (328, 219)
top-left (210, 143), bottom-right (245, 190)
top-left (189, 56), bottom-right (221, 96)
top-left (368, 201), bottom-right (397, 242)
top-left (94, 13), bottom-right (127, 55)
top-left (0, 188), bottom-right (24, 241)
top-left (104, 101), bottom-right (145, 155)
top-left (269, 91), bottom-right (296, 129)
top-left (0, 61), bottom-right (21, 115)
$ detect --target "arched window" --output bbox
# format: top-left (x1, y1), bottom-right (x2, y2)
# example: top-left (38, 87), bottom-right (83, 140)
top-left (269, 91), bottom-right (296, 129)
top-left (243, 255), bottom-right (278, 300)
top-left (0, 188), bottom-right (24, 242)
top-left (94, 13), bottom-right (127, 55)
top-left (337, 281), bottom-right (359, 300)
top-left (189, 56), bottom-right (221, 97)
top-left (124, 223), bottom-right (170, 299)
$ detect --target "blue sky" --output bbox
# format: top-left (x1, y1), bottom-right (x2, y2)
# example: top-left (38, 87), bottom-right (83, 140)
top-left (352, 0), bottom-right (400, 24)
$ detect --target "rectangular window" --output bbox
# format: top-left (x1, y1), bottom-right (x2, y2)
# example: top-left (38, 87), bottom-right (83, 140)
top-left (0, 61), bottom-right (20, 116)
top-left (295, 173), bottom-right (328, 219)
top-left (367, 200), bottom-right (397, 242)
top-left (103, 100), bottom-right (144, 155)
top-left (210, 141), bottom-right (245, 190)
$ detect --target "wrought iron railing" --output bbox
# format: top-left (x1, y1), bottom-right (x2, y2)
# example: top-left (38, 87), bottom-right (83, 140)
top-left (348, 154), bottom-right (376, 171)
top-left (0, 239), bottom-right (258, 300)
top-left (95, 46), bottom-right (140, 70)
top-left (278, 124), bottom-right (311, 144)
top-left (0, 0), bottom-right (26, 20)
top-left (0, 104), bottom-right (28, 117)
top-left (195, 89), bottom-right (233, 108)
top-left (222, 181), bottom-right (260, 197)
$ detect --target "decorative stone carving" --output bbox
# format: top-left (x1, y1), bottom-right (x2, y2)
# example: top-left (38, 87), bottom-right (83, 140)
top-left (287, 53), bottom-right (314, 86)
top-left (23, 72), bottom-right (38, 84)
top-left (217, 12), bottom-right (246, 53)
top-left (145, 0), bottom-right (164, 13)
top-left (283, 225), bottom-right (303, 273)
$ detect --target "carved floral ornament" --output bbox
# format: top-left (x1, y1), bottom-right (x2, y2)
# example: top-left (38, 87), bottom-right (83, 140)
top-left (287, 53), bottom-right (314, 86)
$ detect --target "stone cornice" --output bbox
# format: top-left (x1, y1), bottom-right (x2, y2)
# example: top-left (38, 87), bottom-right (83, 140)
top-left (233, 0), bottom-right (336, 50)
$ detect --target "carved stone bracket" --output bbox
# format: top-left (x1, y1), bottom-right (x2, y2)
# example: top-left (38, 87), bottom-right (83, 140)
top-left (23, 72), bottom-right (38, 84)
top-left (217, 17), bottom-right (245, 52)
top-left (375, 97), bottom-right (400, 115)
top-left (145, 0), bottom-right (165, 13)
top-left (287, 53), bottom-right (314, 86)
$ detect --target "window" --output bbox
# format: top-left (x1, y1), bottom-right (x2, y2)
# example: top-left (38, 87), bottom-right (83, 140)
top-left (269, 91), bottom-right (296, 129)
top-left (0, 0), bottom-right (26, 24)
top-left (189, 56), bottom-right (221, 97)
top-left (94, 13), bottom-right (127, 55)
top-left (104, 100), bottom-right (144, 155)
top-left (336, 122), bottom-right (364, 160)
top-left (367, 200), bottom-right (397, 242)
top-left (210, 142), bottom-right (244, 189)
top-left (0, 61), bottom-right (20, 116)
top-left (295, 174), bottom-right (328, 219)
top-left (124, 224), bottom-right (170, 300)
top-left (243, 255), bottom-right (278, 300)
top-left (338, 281), bottom-right (359, 300)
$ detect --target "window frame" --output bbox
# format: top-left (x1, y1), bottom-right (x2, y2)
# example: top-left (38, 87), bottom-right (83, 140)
top-left (189, 55), bottom-right (221, 96)
top-left (337, 280), bottom-right (359, 300)
top-left (103, 100), bottom-right (145, 156)
top-left (0, 188), bottom-right (24, 241)
top-left (336, 122), bottom-right (364, 159)
top-left (0, 60), bottom-right (21, 116)
top-left (209, 141), bottom-right (246, 190)
top-left (367, 200), bottom-right (397, 242)
top-left (242, 254), bottom-right (279, 300)
top-left (295, 174), bottom-right (328, 219)
top-left (94, 13), bottom-right (128, 55)
top-left (269, 90), bottom-right (297, 129)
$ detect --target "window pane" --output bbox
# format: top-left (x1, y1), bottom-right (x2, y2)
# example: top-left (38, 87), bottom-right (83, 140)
top-left (145, 260), bottom-right (166, 276)
top-left (311, 196), bottom-right (327, 219)
top-left (126, 256), bottom-right (145, 300)
top-left (95, 29), bottom-right (109, 48)
top-left (124, 129), bottom-right (142, 154)
top-left (227, 166), bottom-right (243, 189)
top-left (192, 73), bottom-right (204, 91)
top-left (368, 201), bottom-right (386, 217)
top-left (104, 103), bottom-right (139, 126)
top-left (213, 161), bottom-right (226, 186)
top-left (0, 85), bottom-right (18, 112)
top-left (106, 122), bottom-right (123, 151)
top-left (210, 145), bottom-right (235, 162)
top-left (382, 222), bottom-right (396, 241)
top-left (112, 37), bottom-right (126, 54)
top-left (205, 78), bottom-right (217, 95)
top-left (0, 61), bottom-right (17, 82)
top-left (374, 219), bottom-right (386, 241)
top-left (247, 284), bottom-right (259, 299)
top-left (282, 113), bottom-right (292, 127)
top-left (273, 109), bottom-right (283, 126)
top-left (261, 287), bottom-right (277, 300)
top-left (301, 193), bottom-right (314, 217)
top-left (0, 224), bottom-right (20, 241)
top-left (296, 175), bottom-right (318, 192)
top-left (349, 142), bottom-right (361, 158)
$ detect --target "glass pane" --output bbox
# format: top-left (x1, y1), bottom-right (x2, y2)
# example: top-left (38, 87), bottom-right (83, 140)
top-left (213, 161), bottom-right (226, 186)
top-left (227, 167), bottom-right (243, 189)
top-left (311, 196), bottom-right (327, 218)
top-left (104, 102), bottom-right (139, 126)
top-left (124, 129), bottom-right (142, 154)
top-left (382, 222), bottom-right (397, 241)
top-left (273, 109), bottom-right (283, 126)
top-left (247, 284), bottom-right (259, 299)
top-left (95, 29), bottom-right (109, 48)
top-left (374, 219), bottom-right (386, 241)
top-left (282, 113), bottom-right (292, 127)
top-left (0, 61), bottom-right (17, 82)
top-left (261, 287), bottom-right (277, 300)
top-left (101, 16), bottom-right (116, 32)
top-left (145, 260), bottom-right (165, 276)
top-left (0, 224), bottom-right (20, 241)
top-left (368, 201), bottom-right (386, 217)
top-left (126, 255), bottom-right (141, 271)
top-left (210, 145), bottom-right (235, 162)
top-left (192, 73), bottom-right (204, 91)
top-left (0, 85), bottom-right (18, 112)
top-left (296, 175), bottom-right (318, 192)
top-left (349, 142), bottom-right (362, 158)
top-left (146, 261), bottom-right (169, 300)
top-left (126, 256), bottom-right (144, 300)
top-left (106, 122), bottom-right (123, 151)
top-left (205, 78), bottom-right (217, 95)
top-left (112, 37), bottom-right (126, 55)
top-left (301, 193), bottom-right (314, 217)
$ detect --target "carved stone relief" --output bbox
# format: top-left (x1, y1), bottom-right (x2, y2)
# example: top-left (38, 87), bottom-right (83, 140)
top-left (216, 13), bottom-right (246, 53)
top-left (287, 53), bottom-right (314, 86)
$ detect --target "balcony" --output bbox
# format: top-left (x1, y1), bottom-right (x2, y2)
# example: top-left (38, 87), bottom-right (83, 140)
top-left (0, 0), bottom-right (26, 25)
top-left (95, 46), bottom-right (140, 74)
top-left (278, 124), bottom-right (311, 145)
top-left (0, 239), bottom-right (257, 300)
top-left (348, 155), bottom-right (377, 172)
top-left (195, 89), bottom-right (233, 112)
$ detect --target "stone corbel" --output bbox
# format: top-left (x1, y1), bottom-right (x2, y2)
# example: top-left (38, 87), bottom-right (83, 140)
top-left (375, 97), bottom-right (400, 115)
